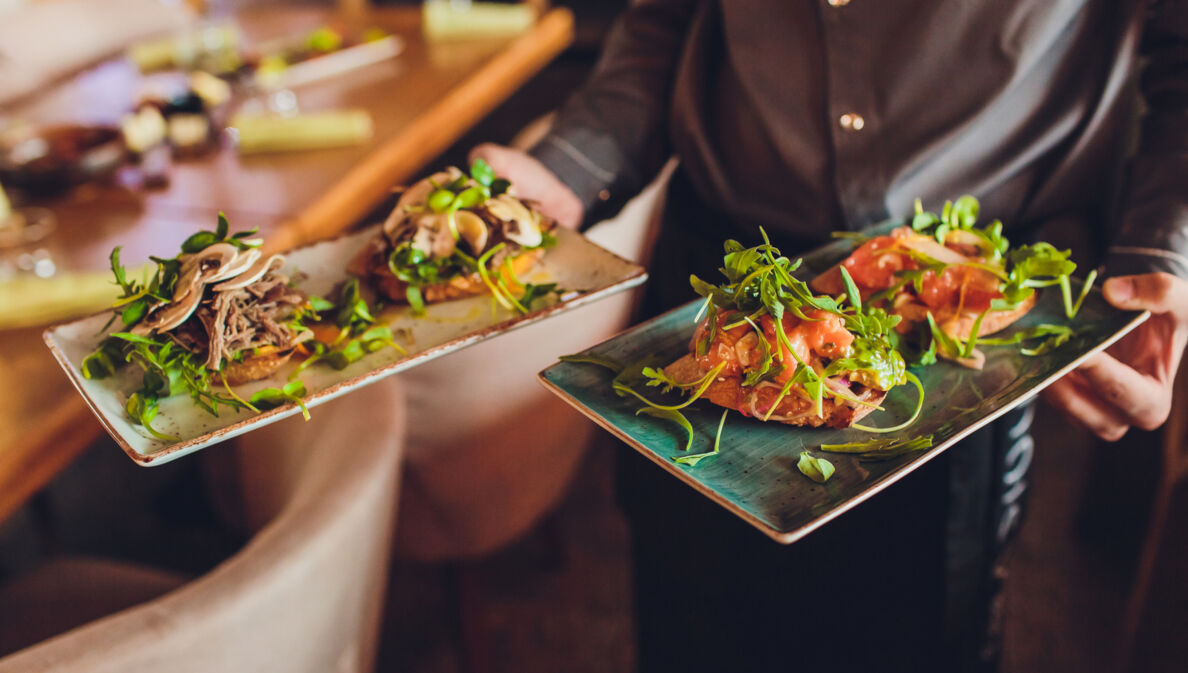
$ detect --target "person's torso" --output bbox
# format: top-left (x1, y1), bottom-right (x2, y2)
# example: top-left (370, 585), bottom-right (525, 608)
top-left (667, 0), bottom-right (1143, 246)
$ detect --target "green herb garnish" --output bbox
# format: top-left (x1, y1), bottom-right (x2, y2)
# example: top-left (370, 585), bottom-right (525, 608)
top-left (387, 159), bottom-right (547, 316)
top-left (674, 409), bottom-right (729, 467)
top-left (297, 279), bottom-right (406, 374)
top-left (180, 212), bottom-right (262, 254)
top-left (83, 213), bottom-right (326, 433)
top-left (636, 407), bottom-right (696, 452)
top-left (251, 381), bottom-right (311, 420)
top-left (820, 434), bottom-right (934, 461)
top-left (687, 230), bottom-right (910, 422)
top-left (797, 451), bottom-right (835, 483)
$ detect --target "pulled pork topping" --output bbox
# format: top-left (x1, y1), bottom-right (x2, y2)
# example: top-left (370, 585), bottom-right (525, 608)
top-left (132, 246), bottom-right (311, 371)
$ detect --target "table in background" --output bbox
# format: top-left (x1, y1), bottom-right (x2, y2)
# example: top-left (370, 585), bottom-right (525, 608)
top-left (0, 4), bottom-right (573, 521)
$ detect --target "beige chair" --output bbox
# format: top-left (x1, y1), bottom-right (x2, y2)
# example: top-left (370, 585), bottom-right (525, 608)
top-left (395, 158), bottom-right (675, 561)
top-left (0, 378), bottom-right (406, 673)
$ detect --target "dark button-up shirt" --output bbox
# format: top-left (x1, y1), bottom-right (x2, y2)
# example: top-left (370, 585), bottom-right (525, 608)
top-left (531, 0), bottom-right (1188, 279)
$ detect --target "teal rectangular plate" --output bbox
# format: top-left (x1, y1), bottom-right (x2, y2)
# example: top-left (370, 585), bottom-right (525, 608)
top-left (539, 224), bottom-right (1149, 544)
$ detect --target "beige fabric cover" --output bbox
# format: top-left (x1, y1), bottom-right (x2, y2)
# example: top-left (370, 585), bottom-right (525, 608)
top-left (395, 161), bottom-right (674, 561)
top-left (0, 378), bottom-right (407, 673)
top-left (0, 558), bottom-right (188, 656)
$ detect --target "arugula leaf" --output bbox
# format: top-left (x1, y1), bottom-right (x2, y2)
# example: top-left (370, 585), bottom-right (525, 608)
top-left (695, 301), bottom-right (719, 357)
top-left (797, 452), bottom-right (835, 483)
top-left (520, 282), bottom-right (560, 308)
top-left (109, 247), bottom-right (136, 296)
top-left (674, 409), bottom-right (728, 467)
top-left (852, 371), bottom-right (926, 434)
top-left (251, 380), bottom-right (310, 420)
top-left (121, 300), bottom-right (150, 327)
top-left (960, 310), bottom-right (988, 359)
top-left (614, 362), bottom-right (726, 412)
top-left (839, 266), bottom-right (862, 315)
top-left (636, 407), bottom-right (695, 452)
top-left (739, 318), bottom-right (784, 387)
top-left (977, 323), bottom-right (1079, 356)
top-left (820, 434), bottom-right (934, 461)
top-left (81, 338), bottom-right (124, 380)
top-left (181, 212), bottom-right (260, 253)
top-left (126, 392), bottom-right (176, 441)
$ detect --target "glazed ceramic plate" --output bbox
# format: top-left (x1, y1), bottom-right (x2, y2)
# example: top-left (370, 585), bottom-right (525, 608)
top-left (45, 225), bottom-right (646, 466)
top-left (539, 225), bottom-right (1148, 544)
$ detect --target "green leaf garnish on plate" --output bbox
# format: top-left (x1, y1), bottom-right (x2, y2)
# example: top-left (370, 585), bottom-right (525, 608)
top-left (796, 452), bottom-right (835, 483)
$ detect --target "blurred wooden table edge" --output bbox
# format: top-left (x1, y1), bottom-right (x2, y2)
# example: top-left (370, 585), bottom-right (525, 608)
top-left (0, 7), bottom-right (574, 523)
top-left (266, 7), bottom-right (574, 254)
top-left (0, 397), bottom-right (97, 523)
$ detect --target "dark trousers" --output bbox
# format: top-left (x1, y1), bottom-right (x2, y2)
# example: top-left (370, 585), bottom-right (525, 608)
top-left (619, 169), bottom-right (1034, 672)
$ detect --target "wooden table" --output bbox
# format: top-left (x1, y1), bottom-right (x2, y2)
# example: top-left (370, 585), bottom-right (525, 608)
top-left (0, 4), bottom-right (573, 521)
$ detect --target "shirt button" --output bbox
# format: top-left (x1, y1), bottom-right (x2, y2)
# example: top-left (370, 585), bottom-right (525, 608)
top-left (838, 113), bottom-right (865, 131)
top-left (826, 0), bottom-right (851, 6)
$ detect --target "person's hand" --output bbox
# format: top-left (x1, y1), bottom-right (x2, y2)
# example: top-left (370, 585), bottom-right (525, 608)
top-left (1042, 272), bottom-right (1188, 441)
top-left (469, 143), bottom-right (584, 230)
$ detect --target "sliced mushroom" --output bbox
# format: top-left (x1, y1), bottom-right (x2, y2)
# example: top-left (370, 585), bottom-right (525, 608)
top-left (382, 208), bottom-right (415, 243)
top-left (179, 243), bottom-right (240, 282)
top-left (132, 285), bottom-right (204, 334)
top-left (171, 264), bottom-right (203, 302)
top-left (485, 195), bottom-right (542, 248)
top-left (206, 248), bottom-right (261, 283)
top-left (454, 210), bottom-right (489, 254)
top-left (212, 253), bottom-right (284, 292)
top-left (384, 167), bottom-right (465, 237)
top-left (410, 213), bottom-right (457, 259)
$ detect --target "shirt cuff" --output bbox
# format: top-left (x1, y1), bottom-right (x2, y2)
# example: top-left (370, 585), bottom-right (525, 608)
top-left (1102, 245), bottom-right (1188, 279)
top-left (529, 129), bottom-right (625, 225)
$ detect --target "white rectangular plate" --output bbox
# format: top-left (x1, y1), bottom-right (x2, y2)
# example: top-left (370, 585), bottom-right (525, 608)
top-left (44, 225), bottom-right (646, 465)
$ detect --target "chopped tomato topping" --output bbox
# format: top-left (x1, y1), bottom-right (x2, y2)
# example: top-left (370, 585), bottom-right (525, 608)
top-left (843, 236), bottom-right (907, 290)
top-left (693, 308), bottom-right (855, 383)
top-left (957, 267), bottom-right (1002, 312)
top-left (691, 310), bottom-right (749, 376)
top-left (842, 227), bottom-right (1002, 313)
top-left (799, 309), bottom-right (853, 359)
top-left (917, 267), bottom-right (960, 309)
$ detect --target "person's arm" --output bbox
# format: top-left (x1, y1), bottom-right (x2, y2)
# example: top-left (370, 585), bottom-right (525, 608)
top-left (1102, 0), bottom-right (1188, 278)
top-left (1044, 0), bottom-right (1188, 440)
top-left (473, 0), bottom-right (699, 229)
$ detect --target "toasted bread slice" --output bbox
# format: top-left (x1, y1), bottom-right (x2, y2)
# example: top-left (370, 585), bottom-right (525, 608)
top-left (214, 349), bottom-right (296, 386)
top-left (938, 292), bottom-right (1036, 339)
top-left (357, 245), bottom-right (544, 305)
top-left (663, 354), bottom-right (887, 429)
